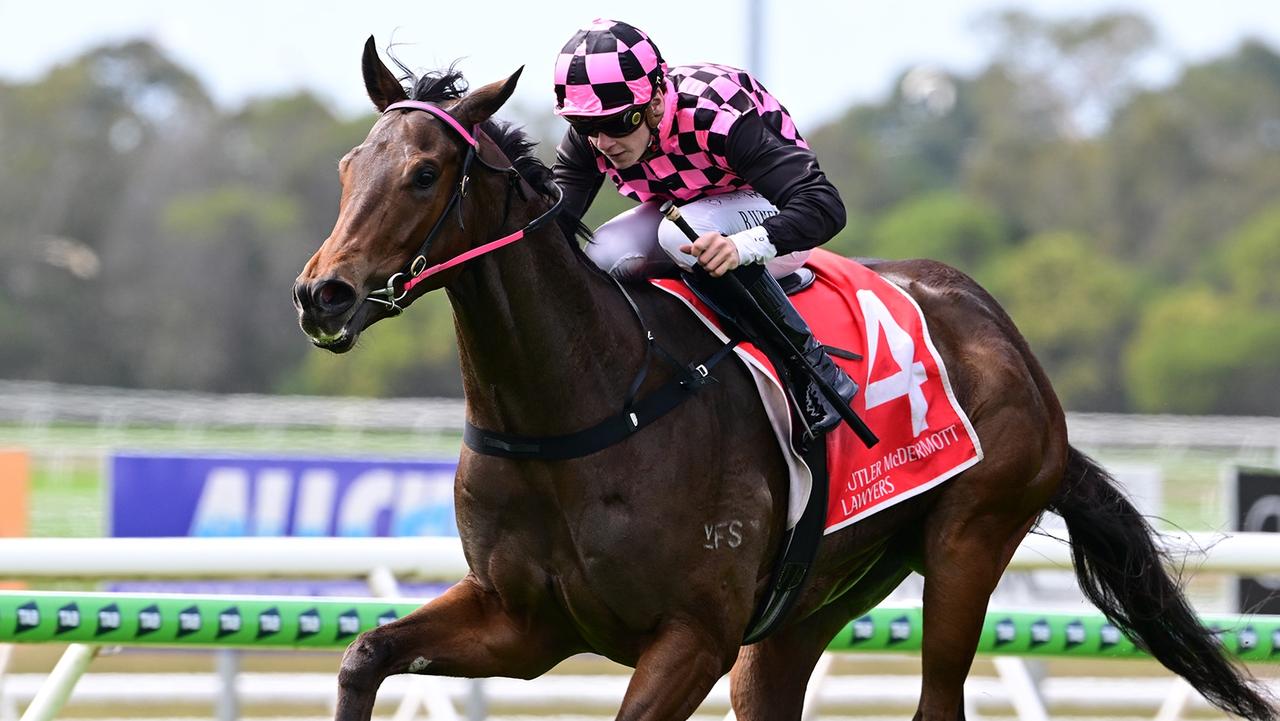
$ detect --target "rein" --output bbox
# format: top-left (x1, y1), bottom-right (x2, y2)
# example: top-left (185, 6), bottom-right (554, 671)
top-left (365, 100), bottom-right (564, 314)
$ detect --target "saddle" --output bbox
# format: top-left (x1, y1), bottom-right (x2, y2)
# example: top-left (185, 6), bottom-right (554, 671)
top-left (777, 268), bottom-right (816, 295)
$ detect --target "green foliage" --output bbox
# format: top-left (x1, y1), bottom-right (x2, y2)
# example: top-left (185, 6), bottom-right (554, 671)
top-left (1103, 41), bottom-right (1280, 272)
top-left (162, 187), bottom-right (300, 242)
top-left (1125, 289), bottom-right (1280, 414)
top-left (866, 192), bottom-right (1009, 273)
top-left (824, 211), bottom-right (871, 258)
top-left (3, 18), bottom-right (1279, 414)
top-left (986, 232), bottom-right (1142, 409)
top-left (1214, 205), bottom-right (1280, 306)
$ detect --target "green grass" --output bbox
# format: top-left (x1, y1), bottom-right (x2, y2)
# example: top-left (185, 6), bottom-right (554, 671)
top-left (30, 460), bottom-right (101, 537)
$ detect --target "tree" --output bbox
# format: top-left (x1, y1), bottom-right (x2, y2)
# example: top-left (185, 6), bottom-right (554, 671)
top-left (1212, 203), bottom-right (1280, 307)
top-left (986, 231), bottom-right (1143, 410)
top-left (0, 40), bottom-right (215, 385)
top-left (865, 191), bottom-right (1009, 275)
top-left (1125, 288), bottom-right (1280, 414)
top-left (975, 9), bottom-right (1157, 137)
top-left (140, 186), bottom-right (304, 391)
top-left (809, 66), bottom-right (976, 215)
top-left (944, 11), bottom-right (1152, 242)
top-left (1103, 42), bottom-right (1280, 274)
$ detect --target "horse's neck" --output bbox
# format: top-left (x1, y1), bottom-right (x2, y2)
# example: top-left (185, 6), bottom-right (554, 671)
top-left (448, 223), bottom-right (647, 434)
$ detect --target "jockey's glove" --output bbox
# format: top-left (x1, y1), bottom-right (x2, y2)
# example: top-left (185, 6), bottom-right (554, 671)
top-left (728, 225), bottom-right (778, 266)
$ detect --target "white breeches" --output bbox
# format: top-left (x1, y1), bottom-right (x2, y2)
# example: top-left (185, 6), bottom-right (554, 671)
top-left (584, 189), bottom-right (810, 280)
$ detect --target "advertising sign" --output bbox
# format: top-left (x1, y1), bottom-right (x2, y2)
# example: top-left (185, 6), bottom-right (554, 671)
top-left (110, 453), bottom-right (458, 538)
top-left (109, 453), bottom-right (461, 595)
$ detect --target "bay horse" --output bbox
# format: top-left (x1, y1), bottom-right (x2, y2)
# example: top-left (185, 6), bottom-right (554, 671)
top-left (292, 38), bottom-right (1275, 721)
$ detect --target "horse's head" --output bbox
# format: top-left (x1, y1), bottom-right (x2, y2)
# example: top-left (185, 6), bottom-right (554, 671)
top-left (293, 37), bottom-right (522, 353)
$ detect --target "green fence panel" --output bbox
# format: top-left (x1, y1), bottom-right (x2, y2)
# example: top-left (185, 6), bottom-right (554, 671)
top-left (0, 591), bottom-right (421, 649)
top-left (828, 606), bottom-right (1280, 663)
top-left (3, 592), bottom-right (1277, 662)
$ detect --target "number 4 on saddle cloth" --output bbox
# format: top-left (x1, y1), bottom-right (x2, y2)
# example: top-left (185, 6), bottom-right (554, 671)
top-left (652, 248), bottom-right (983, 536)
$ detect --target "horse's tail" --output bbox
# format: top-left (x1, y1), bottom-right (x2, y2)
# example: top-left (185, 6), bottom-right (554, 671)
top-left (1049, 445), bottom-right (1276, 720)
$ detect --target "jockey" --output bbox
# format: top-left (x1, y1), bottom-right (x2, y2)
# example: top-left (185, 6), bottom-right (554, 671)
top-left (551, 18), bottom-right (859, 438)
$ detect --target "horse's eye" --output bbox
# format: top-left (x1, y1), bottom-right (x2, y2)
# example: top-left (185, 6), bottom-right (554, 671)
top-left (413, 167), bottom-right (437, 189)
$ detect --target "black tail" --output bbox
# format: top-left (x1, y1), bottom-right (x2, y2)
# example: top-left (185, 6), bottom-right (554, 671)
top-left (1051, 446), bottom-right (1276, 720)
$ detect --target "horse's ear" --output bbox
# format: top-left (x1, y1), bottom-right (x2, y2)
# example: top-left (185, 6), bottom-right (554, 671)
top-left (362, 36), bottom-right (408, 111)
top-left (450, 67), bottom-right (523, 127)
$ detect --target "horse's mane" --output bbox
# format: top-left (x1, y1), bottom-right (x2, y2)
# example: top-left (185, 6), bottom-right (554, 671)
top-left (389, 60), bottom-right (592, 245)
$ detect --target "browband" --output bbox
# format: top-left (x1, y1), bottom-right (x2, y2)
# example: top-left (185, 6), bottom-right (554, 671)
top-left (384, 100), bottom-right (479, 146)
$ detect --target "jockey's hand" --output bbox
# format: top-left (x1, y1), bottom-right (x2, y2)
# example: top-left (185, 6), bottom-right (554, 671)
top-left (681, 232), bottom-right (741, 278)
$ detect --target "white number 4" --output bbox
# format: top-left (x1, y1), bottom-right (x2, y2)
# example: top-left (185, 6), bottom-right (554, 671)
top-left (856, 289), bottom-right (929, 437)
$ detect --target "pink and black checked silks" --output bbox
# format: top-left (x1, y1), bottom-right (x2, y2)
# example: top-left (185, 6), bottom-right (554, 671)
top-left (554, 19), bottom-right (667, 116)
top-left (601, 63), bottom-right (809, 204)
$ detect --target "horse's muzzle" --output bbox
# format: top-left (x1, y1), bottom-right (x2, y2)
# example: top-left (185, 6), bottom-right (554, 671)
top-left (294, 277), bottom-right (363, 351)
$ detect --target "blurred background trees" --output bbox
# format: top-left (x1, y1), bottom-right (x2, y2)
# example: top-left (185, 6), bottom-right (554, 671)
top-left (2, 10), bottom-right (1277, 413)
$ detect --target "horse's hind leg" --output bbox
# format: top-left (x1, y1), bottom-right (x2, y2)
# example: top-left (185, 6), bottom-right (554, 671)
top-left (913, 470), bottom-right (1057, 721)
top-left (335, 575), bottom-right (577, 721)
top-left (730, 551), bottom-right (912, 721)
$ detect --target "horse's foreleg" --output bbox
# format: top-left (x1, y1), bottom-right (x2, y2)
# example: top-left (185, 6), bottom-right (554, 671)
top-left (731, 550), bottom-right (913, 721)
top-left (614, 621), bottom-right (737, 721)
top-left (335, 575), bottom-right (576, 721)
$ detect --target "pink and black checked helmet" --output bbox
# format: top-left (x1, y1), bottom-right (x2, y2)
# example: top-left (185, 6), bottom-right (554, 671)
top-left (553, 19), bottom-right (667, 118)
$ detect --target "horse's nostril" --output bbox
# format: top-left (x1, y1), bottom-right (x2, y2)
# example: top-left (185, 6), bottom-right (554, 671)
top-left (312, 279), bottom-right (357, 314)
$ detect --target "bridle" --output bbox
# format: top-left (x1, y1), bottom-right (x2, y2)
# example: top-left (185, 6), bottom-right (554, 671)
top-left (365, 100), bottom-right (564, 315)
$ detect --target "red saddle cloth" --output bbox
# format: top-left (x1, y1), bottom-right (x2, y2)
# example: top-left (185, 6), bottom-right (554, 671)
top-left (652, 249), bottom-right (983, 534)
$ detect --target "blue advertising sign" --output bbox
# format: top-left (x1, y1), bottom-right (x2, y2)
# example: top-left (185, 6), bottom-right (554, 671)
top-left (110, 454), bottom-right (459, 538)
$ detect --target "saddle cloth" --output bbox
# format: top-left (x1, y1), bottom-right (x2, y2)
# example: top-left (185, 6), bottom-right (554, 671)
top-left (651, 249), bottom-right (983, 534)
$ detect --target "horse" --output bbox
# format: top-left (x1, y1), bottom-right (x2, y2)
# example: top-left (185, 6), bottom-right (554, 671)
top-left (291, 38), bottom-right (1276, 721)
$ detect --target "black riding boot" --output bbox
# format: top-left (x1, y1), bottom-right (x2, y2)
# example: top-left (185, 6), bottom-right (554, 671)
top-left (685, 264), bottom-right (860, 436)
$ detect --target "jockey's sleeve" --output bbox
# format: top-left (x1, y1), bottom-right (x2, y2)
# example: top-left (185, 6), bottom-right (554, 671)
top-left (726, 112), bottom-right (847, 253)
top-left (551, 128), bottom-right (605, 240)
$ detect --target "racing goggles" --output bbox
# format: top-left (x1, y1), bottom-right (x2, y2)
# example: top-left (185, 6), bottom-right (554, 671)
top-left (567, 106), bottom-right (646, 139)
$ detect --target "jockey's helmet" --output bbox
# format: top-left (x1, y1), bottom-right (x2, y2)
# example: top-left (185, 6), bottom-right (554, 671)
top-left (553, 18), bottom-right (667, 124)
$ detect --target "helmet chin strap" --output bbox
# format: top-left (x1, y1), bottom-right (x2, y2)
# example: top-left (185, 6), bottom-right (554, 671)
top-left (640, 89), bottom-right (664, 160)
top-left (643, 127), bottom-right (661, 158)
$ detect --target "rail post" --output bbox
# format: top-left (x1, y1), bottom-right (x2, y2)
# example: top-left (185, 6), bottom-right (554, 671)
top-left (19, 643), bottom-right (98, 721)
